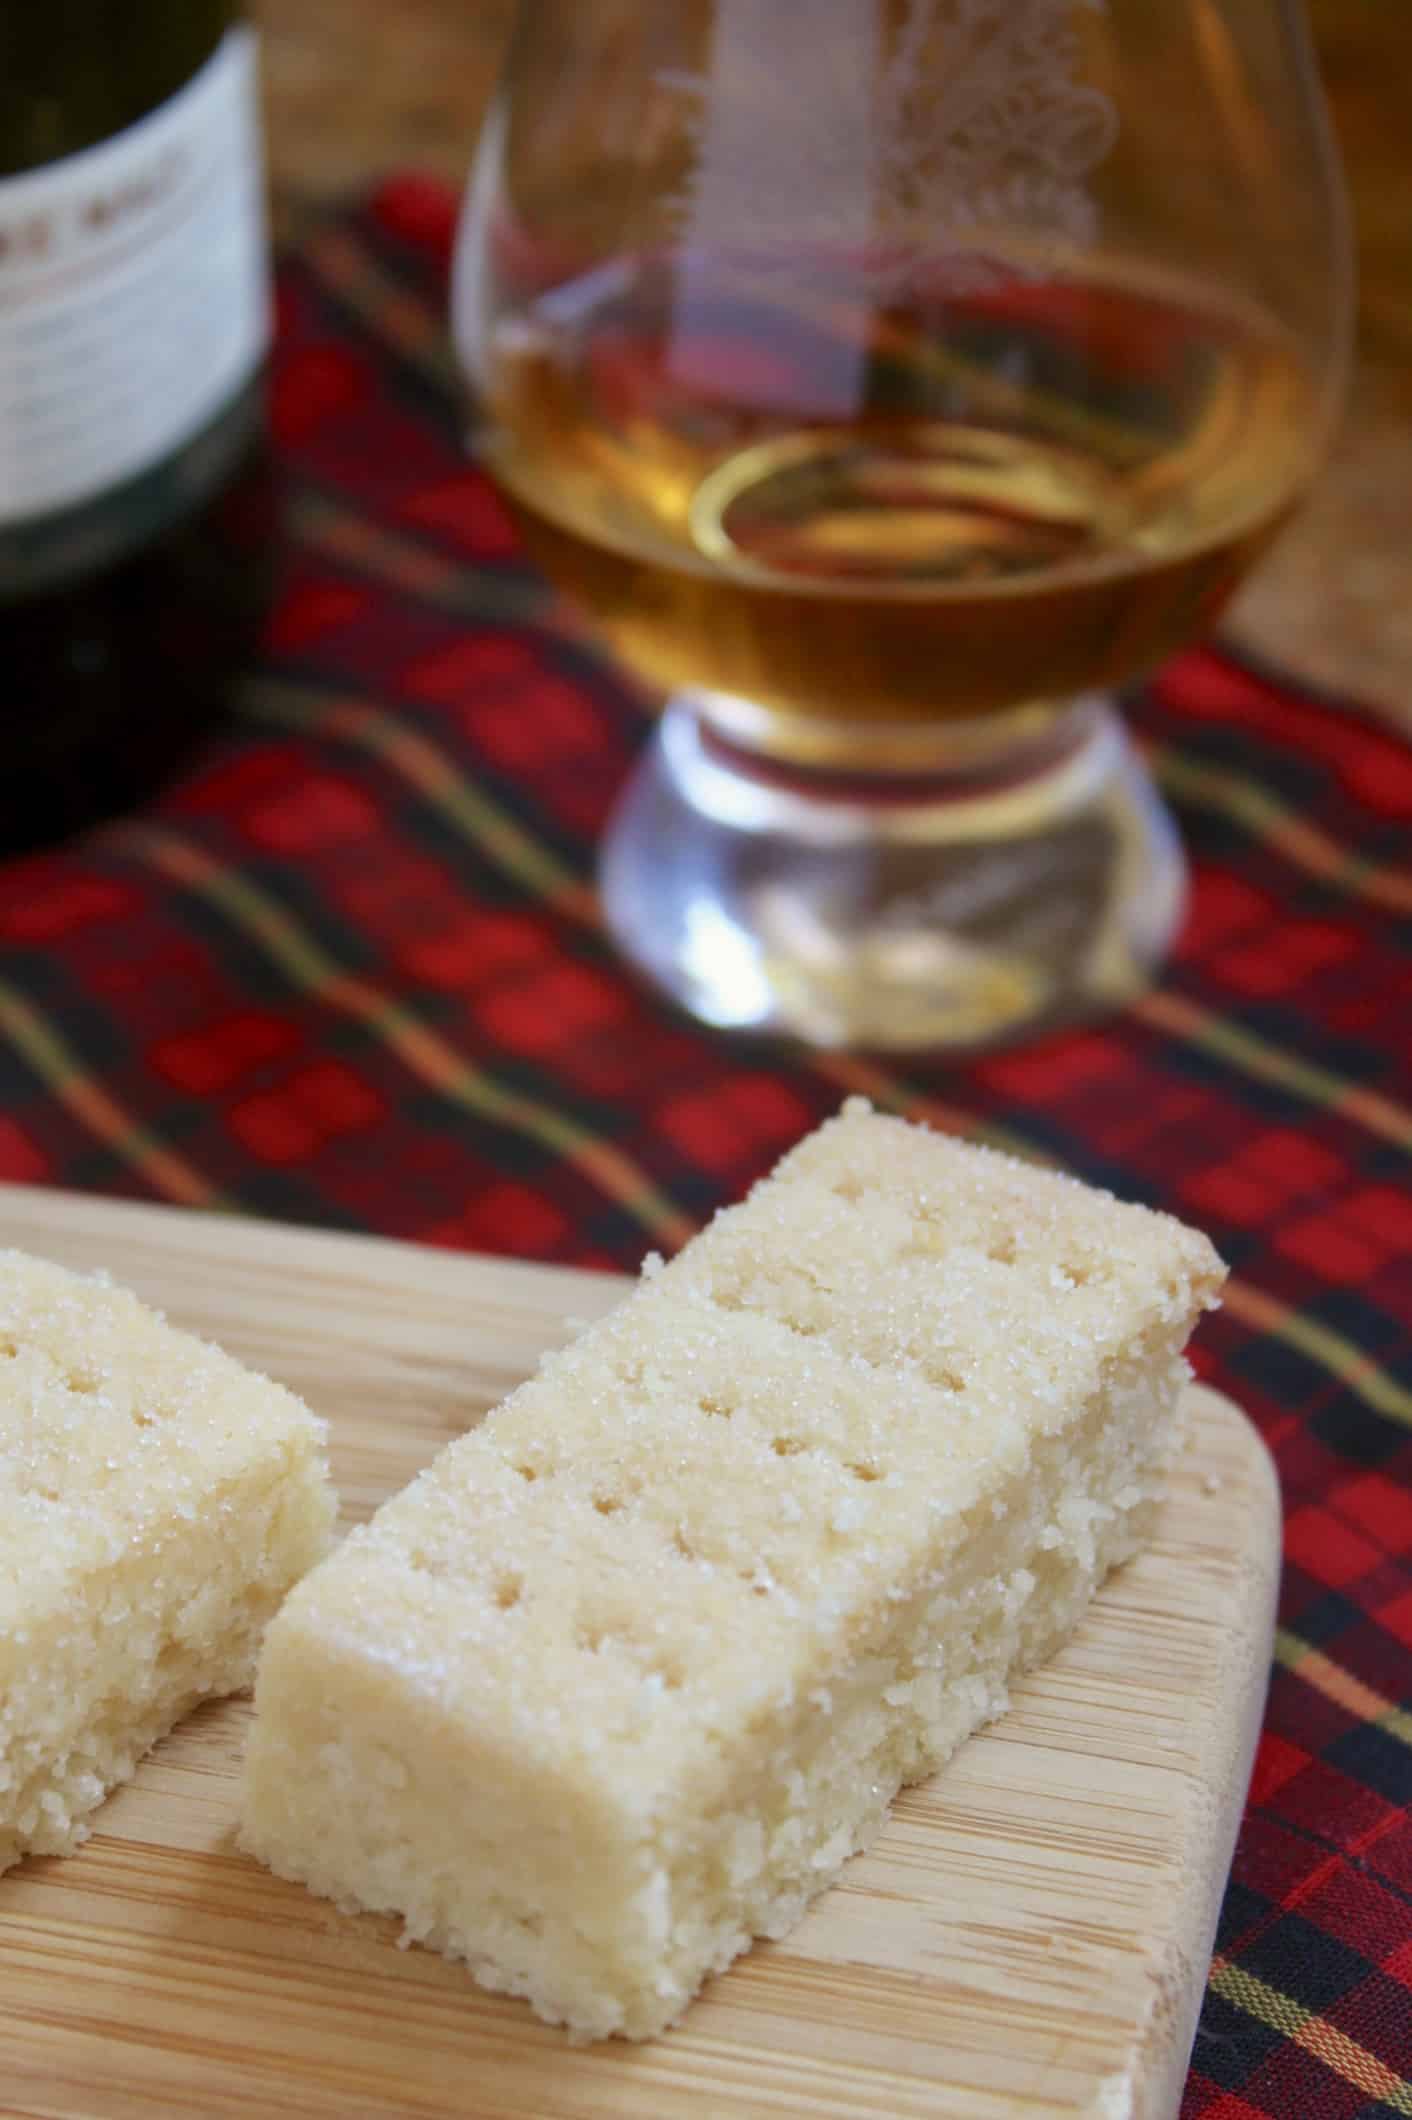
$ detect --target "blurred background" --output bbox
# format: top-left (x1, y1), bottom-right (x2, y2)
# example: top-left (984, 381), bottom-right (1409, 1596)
top-left (249, 0), bottom-right (1410, 726)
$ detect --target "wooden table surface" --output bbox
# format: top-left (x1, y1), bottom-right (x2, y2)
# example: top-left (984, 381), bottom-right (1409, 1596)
top-left (250, 0), bottom-right (1412, 730)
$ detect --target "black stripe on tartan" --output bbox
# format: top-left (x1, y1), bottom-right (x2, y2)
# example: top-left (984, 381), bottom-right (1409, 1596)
top-left (290, 208), bottom-right (460, 429)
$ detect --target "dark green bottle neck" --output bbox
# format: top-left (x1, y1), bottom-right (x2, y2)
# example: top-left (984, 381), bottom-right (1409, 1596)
top-left (0, 0), bottom-right (238, 176)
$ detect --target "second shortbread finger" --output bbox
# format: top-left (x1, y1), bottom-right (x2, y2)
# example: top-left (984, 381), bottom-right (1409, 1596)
top-left (239, 1101), bottom-right (1224, 2040)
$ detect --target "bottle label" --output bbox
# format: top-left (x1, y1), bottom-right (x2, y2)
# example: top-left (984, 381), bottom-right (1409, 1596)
top-left (0, 29), bottom-right (268, 527)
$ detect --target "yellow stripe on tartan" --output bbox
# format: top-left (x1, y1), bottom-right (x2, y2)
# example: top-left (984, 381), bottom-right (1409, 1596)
top-left (0, 979), bottom-right (225, 1210)
top-left (243, 680), bottom-right (595, 920)
top-left (122, 829), bottom-right (694, 1255)
top-left (304, 220), bottom-right (457, 390)
top-left (1274, 1630), bottom-right (1412, 1753)
top-left (1153, 748), bottom-right (1412, 916)
top-left (1137, 988), bottom-right (1412, 1153)
top-left (292, 488), bottom-right (553, 628)
top-left (1209, 1959), bottom-right (1412, 2114)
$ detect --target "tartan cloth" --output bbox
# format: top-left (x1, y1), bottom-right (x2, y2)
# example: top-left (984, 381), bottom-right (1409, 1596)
top-left (3, 177), bottom-right (1411, 2114)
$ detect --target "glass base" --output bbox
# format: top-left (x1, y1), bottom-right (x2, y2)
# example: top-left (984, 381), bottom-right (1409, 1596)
top-left (600, 694), bottom-right (1186, 1052)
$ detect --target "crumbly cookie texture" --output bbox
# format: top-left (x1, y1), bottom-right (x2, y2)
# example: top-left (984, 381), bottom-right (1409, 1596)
top-left (0, 1250), bottom-right (335, 1875)
top-left (240, 1101), bottom-right (1224, 2041)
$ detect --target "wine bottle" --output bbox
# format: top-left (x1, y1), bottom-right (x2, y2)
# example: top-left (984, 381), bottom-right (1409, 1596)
top-left (0, 2), bottom-right (275, 853)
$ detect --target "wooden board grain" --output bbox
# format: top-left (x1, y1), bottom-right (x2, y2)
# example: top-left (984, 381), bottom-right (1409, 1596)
top-left (0, 1184), bottom-right (1280, 2120)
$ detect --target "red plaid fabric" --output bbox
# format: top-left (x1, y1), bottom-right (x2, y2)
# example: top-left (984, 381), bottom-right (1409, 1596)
top-left (1, 181), bottom-right (1409, 2114)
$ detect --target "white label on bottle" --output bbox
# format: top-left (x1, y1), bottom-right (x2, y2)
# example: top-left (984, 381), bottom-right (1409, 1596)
top-left (0, 28), bottom-right (268, 525)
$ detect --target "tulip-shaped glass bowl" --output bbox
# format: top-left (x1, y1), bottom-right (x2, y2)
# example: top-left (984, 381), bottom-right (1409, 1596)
top-left (454, 0), bottom-right (1351, 1049)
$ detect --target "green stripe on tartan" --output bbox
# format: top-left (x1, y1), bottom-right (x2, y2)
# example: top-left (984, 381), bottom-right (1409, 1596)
top-left (1152, 747), bottom-right (1412, 915)
top-left (1209, 1960), bottom-right (1412, 2112)
top-left (0, 978), bottom-right (227, 1210)
top-left (119, 826), bottom-right (694, 1254)
top-left (1138, 988), bottom-right (1412, 1153)
top-left (241, 678), bottom-right (592, 915)
top-left (1274, 1628), bottom-right (1412, 1751)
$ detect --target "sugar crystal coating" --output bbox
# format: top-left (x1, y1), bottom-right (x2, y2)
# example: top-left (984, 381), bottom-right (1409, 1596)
top-left (240, 1101), bottom-right (1225, 2039)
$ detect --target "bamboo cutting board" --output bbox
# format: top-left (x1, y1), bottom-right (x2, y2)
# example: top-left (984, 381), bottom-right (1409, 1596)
top-left (0, 1184), bottom-right (1279, 2120)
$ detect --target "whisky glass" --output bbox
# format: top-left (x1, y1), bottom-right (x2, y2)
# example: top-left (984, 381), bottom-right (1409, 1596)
top-left (454, 0), bottom-right (1351, 1050)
